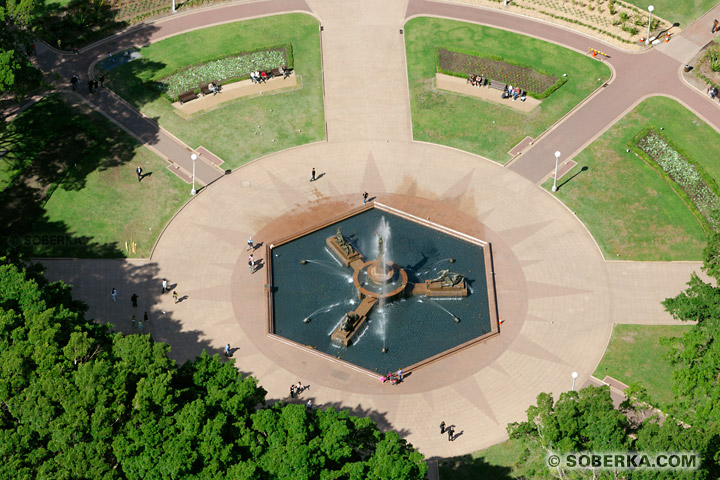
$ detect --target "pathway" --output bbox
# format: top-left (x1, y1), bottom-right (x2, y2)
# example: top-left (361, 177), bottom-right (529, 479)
top-left (35, 0), bottom-right (718, 460)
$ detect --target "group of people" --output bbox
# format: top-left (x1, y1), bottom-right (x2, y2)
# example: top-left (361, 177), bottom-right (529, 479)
top-left (380, 369), bottom-right (403, 385)
top-left (250, 66), bottom-right (290, 84)
top-left (439, 421), bottom-right (457, 442)
top-left (502, 84), bottom-right (526, 102)
top-left (467, 74), bottom-right (487, 87)
top-left (207, 81), bottom-right (220, 95)
top-left (708, 86), bottom-right (718, 100)
top-left (289, 381), bottom-right (306, 398)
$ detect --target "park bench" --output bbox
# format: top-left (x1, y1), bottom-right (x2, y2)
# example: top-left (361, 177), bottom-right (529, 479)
top-left (178, 91), bottom-right (197, 104)
top-left (488, 79), bottom-right (507, 91)
top-left (200, 83), bottom-right (221, 96)
top-left (271, 67), bottom-right (293, 79)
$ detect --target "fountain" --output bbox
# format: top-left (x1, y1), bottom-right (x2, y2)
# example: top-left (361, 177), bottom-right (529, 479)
top-left (268, 204), bottom-right (499, 374)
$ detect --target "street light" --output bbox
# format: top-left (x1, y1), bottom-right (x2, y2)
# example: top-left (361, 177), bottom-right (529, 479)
top-left (646, 5), bottom-right (654, 45)
top-left (191, 153), bottom-right (197, 195)
top-left (552, 151), bottom-right (561, 192)
top-left (571, 371), bottom-right (579, 391)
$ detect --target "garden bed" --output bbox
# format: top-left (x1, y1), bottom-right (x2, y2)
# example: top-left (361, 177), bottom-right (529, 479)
top-left (437, 48), bottom-right (560, 98)
top-left (635, 129), bottom-right (720, 231)
top-left (156, 46), bottom-right (291, 100)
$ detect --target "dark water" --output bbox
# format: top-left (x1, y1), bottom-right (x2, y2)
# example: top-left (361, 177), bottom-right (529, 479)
top-left (271, 209), bottom-right (492, 374)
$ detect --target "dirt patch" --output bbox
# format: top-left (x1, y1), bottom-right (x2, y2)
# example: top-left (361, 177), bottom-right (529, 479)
top-left (449, 0), bottom-right (676, 50)
top-left (438, 48), bottom-right (557, 94)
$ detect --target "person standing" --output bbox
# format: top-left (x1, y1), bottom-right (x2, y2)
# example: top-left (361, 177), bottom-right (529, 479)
top-left (247, 237), bottom-right (254, 251)
top-left (248, 254), bottom-right (254, 272)
top-left (447, 427), bottom-right (455, 442)
top-left (713, 19), bottom-right (719, 33)
top-left (99, 74), bottom-right (105, 87)
top-left (162, 278), bottom-right (168, 293)
top-left (173, 291), bottom-right (179, 304)
top-left (397, 368), bottom-right (403, 382)
top-left (440, 421), bottom-right (446, 434)
top-left (136, 166), bottom-right (143, 182)
top-left (296, 381), bottom-right (303, 394)
top-left (310, 168), bottom-right (316, 182)
top-left (87, 79), bottom-right (94, 94)
top-left (363, 192), bottom-right (369, 204)
top-left (131, 293), bottom-right (138, 308)
top-left (71, 74), bottom-right (78, 90)
top-left (131, 314), bottom-right (137, 330)
top-left (290, 385), bottom-right (295, 398)
top-left (111, 288), bottom-right (117, 302)
top-left (144, 311), bottom-right (149, 324)
top-left (224, 344), bottom-right (231, 357)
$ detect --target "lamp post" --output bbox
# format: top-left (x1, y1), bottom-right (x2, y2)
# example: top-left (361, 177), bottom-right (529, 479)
top-left (571, 371), bottom-right (579, 391)
top-left (552, 151), bottom-right (561, 192)
top-left (646, 5), bottom-right (654, 45)
top-left (191, 153), bottom-right (197, 195)
top-left (172, 0), bottom-right (175, 12)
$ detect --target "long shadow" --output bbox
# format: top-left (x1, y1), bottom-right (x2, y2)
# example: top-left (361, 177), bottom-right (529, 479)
top-left (0, 90), bottom-right (167, 258)
top-left (434, 453), bottom-right (514, 479)
top-left (557, 165), bottom-right (589, 190)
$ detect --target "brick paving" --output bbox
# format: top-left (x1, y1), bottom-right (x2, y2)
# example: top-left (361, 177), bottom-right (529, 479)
top-left (36, 0), bottom-right (717, 461)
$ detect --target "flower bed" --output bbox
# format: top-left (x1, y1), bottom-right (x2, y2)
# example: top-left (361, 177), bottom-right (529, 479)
top-left (160, 48), bottom-right (288, 98)
top-left (637, 130), bottom-right (720, 229)
top-left (436, 48), bottom-right (562, 98)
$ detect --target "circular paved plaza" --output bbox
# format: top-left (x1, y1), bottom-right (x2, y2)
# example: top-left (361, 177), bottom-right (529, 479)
top-left (151, 139), bottom-right (613, 455)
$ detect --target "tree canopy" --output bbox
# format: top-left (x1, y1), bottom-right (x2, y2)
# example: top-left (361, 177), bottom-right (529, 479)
top-left (0, 258), bottom-right (427, 479)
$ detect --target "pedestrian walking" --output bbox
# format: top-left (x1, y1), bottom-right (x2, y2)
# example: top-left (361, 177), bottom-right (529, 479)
top-left (144, 311), bottom-right (149, 324)
top-left (73, 46), bottom-right (79, 55)
top-left (440, 421), bottom-right (446, 434)
top-left (87, 79), bottom-right (94, 94)
top-left (99, 74), bottom-right (105, 87)
top-left (224, 343), bottom-right (231, 357)
top-left (397, 368), bottom-right (403, 382)
top-left (71, 74), bottom-right (78, 90)
top-left (136, 166), bottom-right (143, 182)
top-left (296, 381), bottom-right (303, 393)
top-left (713, 19), bottom-right (719, 33)
top-left (247, 237), bottom-right (254, 251)
top-left (108, 52), bottom-right (115, 63)
top-left (363, 191), bottom-right (369, 204)
top-left (131, 293), bottom-right (138, 308)
top-left (248, 254), bottom-right (254, 272)
top-left (131, 314), bottom-right (137, 330)
top-left (173, 291), bottom-right (178, 304)
top-left (290, 385), bottom-right (295, 398)
top-left (93, 79), bottom-right (99, 91)
top-left (306, 399), bottom-right (313, 408)
top-left (310, 168), bottom-right (316, 182)
top-left (447, 427), bottom-right (455, 442)
top-left (162, 278), bottom-right (168, 293)
top-left (138, 319), bottom-right (144, 332)
top-left (111, 288), bottom-right (117, 302)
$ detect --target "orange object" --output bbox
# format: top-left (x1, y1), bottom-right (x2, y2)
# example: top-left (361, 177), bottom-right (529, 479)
top-left (592, 50), bottom-right (597, 57)
top-left (665, 33), bottom-right (670, 42)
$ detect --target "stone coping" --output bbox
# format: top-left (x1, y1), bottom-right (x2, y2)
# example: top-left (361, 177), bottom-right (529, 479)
top-left (172, 73), bottom-right (298, 114)
top-left (435, 73), bottom-right (541, 112)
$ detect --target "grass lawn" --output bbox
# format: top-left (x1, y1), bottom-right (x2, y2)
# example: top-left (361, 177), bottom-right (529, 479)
top-left (622, 0), bottom-right (717, 29)
top-left (104, 14), bottom-right (324, 170)
top-left (542, 96), bottom-right (718, 261)
top-left (404, 17), bottom-right (611, 164)
top-left (0, 94), bottom-right (188, 258)
top-left (594, 324), bottom-right (690, 408)
top-left (439, 439), bottom-right (521, 479)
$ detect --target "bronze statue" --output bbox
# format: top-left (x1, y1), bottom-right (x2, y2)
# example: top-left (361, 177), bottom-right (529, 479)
top-left (335, 227), bottom-right (354, 255)
top-left (431, 269), bottom-right (465, 287)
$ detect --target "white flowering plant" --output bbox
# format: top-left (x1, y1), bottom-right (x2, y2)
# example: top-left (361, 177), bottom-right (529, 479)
top-left (636, 129), bottom-right (720, 230)
top-left (159, 47), bottom-right (288, 98)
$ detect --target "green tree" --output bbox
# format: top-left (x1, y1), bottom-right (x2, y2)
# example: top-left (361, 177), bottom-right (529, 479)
top-left (0, 257), bottom-right (427, 479)
top-left (0, 0), bottom-right (43, 97)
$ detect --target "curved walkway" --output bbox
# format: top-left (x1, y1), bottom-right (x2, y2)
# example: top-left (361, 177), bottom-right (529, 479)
top-left (38, 0), bottom-right (718, 460)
